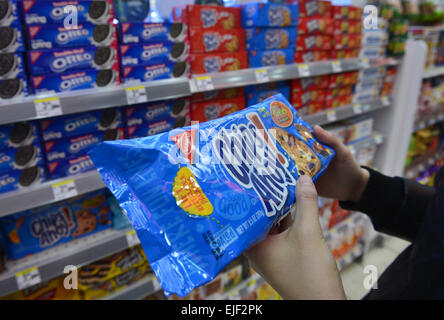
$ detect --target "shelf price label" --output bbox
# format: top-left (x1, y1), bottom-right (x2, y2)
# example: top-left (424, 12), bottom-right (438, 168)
top-left (52, 179), bottom-right (77, 201)
top-left (326, 109), bottom-right (337, 122)
top-left (125, 86), bottom-right (148, 105)
top-left (195, 75), bottom-right (214, 91)
top-left (382, 96), bottom-right (390, 106)
top-left (34, 97), bottom-right (62, 118)
top-left (332, 60), bottom-right (342, 73)
top-left (297, 64), bottom-right (310, 77)
top-left (126, 229), bottom-right (140, 248)
top-left (352, 103), bottom-right (362, 114)
top-left (16, 267), bottom-right (41, 290)
top-left (254, 68), bottom-right (269, 83)
top-left (361, 58), bottom-right (370, 68)
top-left (374, 134), bottom-right (383, 144)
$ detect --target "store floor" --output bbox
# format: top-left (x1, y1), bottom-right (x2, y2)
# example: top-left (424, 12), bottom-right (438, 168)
top-left (340, 236), bottom-right (411, 300)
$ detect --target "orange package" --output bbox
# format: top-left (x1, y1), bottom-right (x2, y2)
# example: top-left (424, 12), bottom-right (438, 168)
top-left (191, 51), bottom-right (248, 74)
top-left (297, 17), bottom-right (333, 35)
top-left (332, 5), bottom-right (363, 20)
top-left (189, 28), bottom-right (246, 53)
top-left (291, 75), bottom-right (330, 92)
top-left (329, 48), bottom-right (359, 60)
top-left (191, 96), bottom-right (245, 122)
top-left (291, 89), bottom-right (327, 108)
top-left (298, 0), bottom-right (332, 18)
top-left (296, 35), bottom-right (332, 51)
top-left (172, 5), bottom-right (241, 30)
top-left (294, 50), bottom-right (329, 63)
top-left (332, 34), bottom-right (362, 50)
top-left (325, 94), bottom-right (353, 109)
top-left (328, 71), bottom-right (359, 88)
top-left (333, 20), bottom-right (362, 35)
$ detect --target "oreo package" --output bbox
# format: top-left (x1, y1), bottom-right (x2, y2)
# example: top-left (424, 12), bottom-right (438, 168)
top-left (40, 108), bottom-right (122, 141)
top-left (0, 189), bottom-right (112, 259)
top-left (47, 153), bottom-right (96, 179)
top-left (0, 140), bottom-right (44, 174)
top-left (0, 25), bottom-right (25, 53)
top-left (242, 3), bottom-right (299, 27)
top-left (126, 119), bottom-right (187, 139)
top-left (88, 94), bottom-right (335, 297)
top-left (119, 42), bottom-right (189, 66)
top-left (31, 68), bottom-right (120, 94)
top-left (27, 45), bottom-right (119, 75)
top-left (245, 27), bottom-right (297, 50)
top-left (0, 165), bottom-right (46, 194)
top-left (121, 62), bottom-right (189, 83)
top-left (248, 48), bottom-right (294, 67)
top-left (125, 98), bottom-right (190, 127)
top-left (27, 23), bottom-right (117, 50)
top-left (0, 52), bottom-right (25, 79)
top-left (0, 122), bottom-right (39, 150)
top-left (0, 76), bottom-right (29, 100)
top-left (22, 0), bottom-right (115, 25)
top-left (44, 128), bottom-right (125, 162)
top-left (118, 22), bottom-right (187, 45)
top-left (0, 0), bottom-right (21, 26)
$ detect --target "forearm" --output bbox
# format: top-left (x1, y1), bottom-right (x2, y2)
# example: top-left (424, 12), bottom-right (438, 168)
top-left (339, 167), bottom-right (435, 242)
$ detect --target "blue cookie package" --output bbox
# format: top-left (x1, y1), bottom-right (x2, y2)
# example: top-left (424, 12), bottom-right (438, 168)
top-left (89, 94), bottom-right (335, 297)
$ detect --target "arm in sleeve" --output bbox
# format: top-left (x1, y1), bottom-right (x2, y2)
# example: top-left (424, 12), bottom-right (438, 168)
top-left (339, 166), bottom-right (435, 242)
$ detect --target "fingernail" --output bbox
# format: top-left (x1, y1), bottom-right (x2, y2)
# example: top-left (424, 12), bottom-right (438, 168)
top-left (298, 175), bottom-right (312, 185)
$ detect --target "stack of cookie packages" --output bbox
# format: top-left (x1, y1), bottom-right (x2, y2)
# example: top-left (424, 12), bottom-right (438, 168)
top-left (39, 108), bottom-right (125, 180)
top-left (23, 0), bottom-right (121, 94)
top-left (0, 121), bottom-right (46, 194)
top-left (117, 15), bottom-right (190, 82)
top-left (0, 0), bottom-right (28, 100)
top-left (242, 2), bottom-right (299, 68)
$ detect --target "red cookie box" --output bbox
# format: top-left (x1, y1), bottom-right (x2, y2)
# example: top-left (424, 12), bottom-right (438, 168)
top-left (328, 71), bottom-right (359, 89)
top-left (329, 48), bottom-right (359, 60)
top-left (332, 6), bottom-right (363, 20)
top-left (191, 51), bottom-right (248, 74)
top-left (172, 5), bottom-right (242, 30)
top-left (191, 96), bottom-right (245, 123)
top-left (291, 89), bottom-right (326, 108)
top-left (295, 102), bottom-right (324, 116)
top-left (380, 82), bottom-right (394, 97)
top-left (298, 18), bottom-right (333, 35)
top-left (333, 20), bottom-right (362, 35)
top-left (384, 67), bottom-right (398, 84)
top-left (296, 35), bottom-right (332, 51)
top-left (294, 50), bottom-right (329, 63)
top-left (325, 86), bottom-right (354, 100)
top-left (325, 94), bottom-right (353, 109)
top-left (191, 87), bottom-right (245, 103)
top-left (189, 28), bottom-right (246, 54)
top-left (332, 34), bottom-right (361, 50)
top-left (291, 75), bottom-right (330, 92)
top-left (298, 0), bottom-right (332, 18)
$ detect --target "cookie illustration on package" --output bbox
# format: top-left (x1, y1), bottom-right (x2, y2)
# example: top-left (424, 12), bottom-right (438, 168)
top-left (0, 78), bottom-right (22, 99)
top-left (95, 69), bottom-right (115, 87)
top-left (172, 61), bottom-right (188, 78)
top-left (173, 116), bottom-right (186, 128)
top-left (99, 108), bottom-right (119, 129)
top-left (8, 122), bottom-right (34, 146)
top-left (172, 99), bottom-right (186, 116)
top-left (14, 145), bottom-right (38, 168)
top-left (93, 46), bottom-right (114, 69)
top-left (18, 166), bottom-right (41, 187)
top-left (0, 1), bottom-right (12, 26)
top-left (92, 25), bottom-right (113, 46)
top-left (170, 22), bottom-right (186, 40)
top-left (170, 42), bottom-right (187, 61)
top-left (0, 53), bottom-right (16, 78)
top-left (87, 0), bottom-right (110, 24)
top-left (72, 210), bottom-right (97, 237)
top-left (102, 128), bottom-right (121, 141)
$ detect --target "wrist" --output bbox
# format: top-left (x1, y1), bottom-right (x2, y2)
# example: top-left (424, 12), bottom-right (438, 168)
top-left (348, 167), bottom-right (370, 203)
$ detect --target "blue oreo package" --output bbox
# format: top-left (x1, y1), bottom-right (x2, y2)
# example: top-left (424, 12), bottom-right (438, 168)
top-left (0, 25), bottom-right (25, 53)
top-left (119, 42), bottom-right (189, 66)
top-left (0, 121), bottom-right (39, 150)
top-left (0, 165), bottom-right (46, 195)
top-left (27, 45), bottom-right (119, 75)
top-left (26, 23), bottom-right (117, 50)
top-left (246, 86), bottom-right (290, 106)
top-left (0, 140), bottom-right (44, 175)
top-left (43, 128), bottom-right (125, 162)
top-left (248, 48), bottom-right (294, 67)
top-left (40, 108), bottom-right (122, 141)
top-left (47, 154), bottom-right (95, 179)
top-left (126, 120), bottom-right (183, 139)
top-left (121, 62), bottom-right (190, 83)
top-left (245, 27), bottom-right (297, 50)
top-left (0, 189), bottom-right (112, 259)
top-left (242, 3), bottom-right (299, 27)
top-left (118, 22), bottom-right (188, 45)
top-left (89, 94), bottom-right (335, 297)
top-left (0, 0), bottom-right (21, 26)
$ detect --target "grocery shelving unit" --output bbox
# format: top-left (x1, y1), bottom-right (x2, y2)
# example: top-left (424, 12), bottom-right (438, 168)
top-left (103, 275), bottom-right (160, 300)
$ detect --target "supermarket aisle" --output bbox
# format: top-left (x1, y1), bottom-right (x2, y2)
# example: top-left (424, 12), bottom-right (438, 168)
top-left (340, 236), bottom-right (410, 300)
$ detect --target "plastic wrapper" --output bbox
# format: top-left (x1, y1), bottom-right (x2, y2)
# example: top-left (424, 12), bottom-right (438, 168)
top-left (89, 94), bottom-right (335, 297)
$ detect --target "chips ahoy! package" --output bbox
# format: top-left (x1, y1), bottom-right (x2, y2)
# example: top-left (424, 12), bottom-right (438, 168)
top-left (89, 94), bottom-right (334, 297)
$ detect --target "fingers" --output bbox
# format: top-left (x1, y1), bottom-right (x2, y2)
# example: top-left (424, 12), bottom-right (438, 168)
top-left (313, 125), bottom-right (343, 151)
top-left (288, 175), bottom-right (323, 241)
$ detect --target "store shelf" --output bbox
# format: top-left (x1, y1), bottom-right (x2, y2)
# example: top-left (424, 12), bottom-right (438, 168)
top-left (0, 228), bottom-right (139, 297)
top-left (103, 274), bottom-right (160, 300)
top-left (190, 57), bottom-right (398, 93)
top-left (405, 148), bottom-right (444, 179)
top-left (0, 170), bottom-right (105, 218)
top-left (305, 98), bottom-right (390, 127)
top-left (346, 132), bottom-right (385, 157)
top-left (422, 66), bottom-right (444, 79)
top-left (413, 110), bottom-right (444, 132)
top-left (223, 273), bottom-right (265, 300)
top-left (0, 78), bottom-right (191, 126)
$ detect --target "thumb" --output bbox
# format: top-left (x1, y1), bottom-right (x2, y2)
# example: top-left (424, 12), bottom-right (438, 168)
top-left (287, 175), bottom-right (324, 242)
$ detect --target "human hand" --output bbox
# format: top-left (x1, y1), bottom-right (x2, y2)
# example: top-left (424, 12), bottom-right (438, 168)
top-left (244, 175), bottom-right (346, 300)
top-left (313, 125), bottom-right (369, 203)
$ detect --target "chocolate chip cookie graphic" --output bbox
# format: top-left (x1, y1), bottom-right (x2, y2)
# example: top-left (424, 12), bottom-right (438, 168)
top-left (88, 0), bottom-right (108, 21)
top-left (99, 108), bottom-right (118, 129)
top-left (294, 124), bottom-right (314, 142)
top-left (271, 127), bottom-right (321, 177)
top-left (72, 209), bottom-right (97, 237)
top-left (0, 78), bottom-right (21, 99)
top-left (14, 145), bottom-right (37, 168)
top-left (93, 46), bottom-right (112, 68)
top-left (92, 24), bottom-right (112, 44)
top-left (95, 69), bottom-right (114, 87)
top-left (172, 61), bottom-right (187, 78)
top-left (312, 141), bottom-right (333, 158)
top-left (9, 122), bottom-right (32, 146)
top-left (0, 53), bottom-right (15, 78)
top-left (18, 166), bottom-right (40, 187)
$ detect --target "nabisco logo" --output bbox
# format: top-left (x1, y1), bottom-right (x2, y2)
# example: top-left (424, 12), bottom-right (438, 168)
top-left (44, 141), bottom-right (55, 152)
top-left (29, 26), bottom-right (41, 39)
top-left (122, 23), bottom-right (130, 33)
top-left (23, 0), bottom-right (35, 12)
top-left (30, 51), bottom-right (43, 64)
top-left (32, 75), bottom-right (45, 88)
top-left (171, 129), bottom-right (196, 164)
top-left (123, 67), bottom-right (133, 77)
top-left (120, 45), bottom-right (129, 55)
